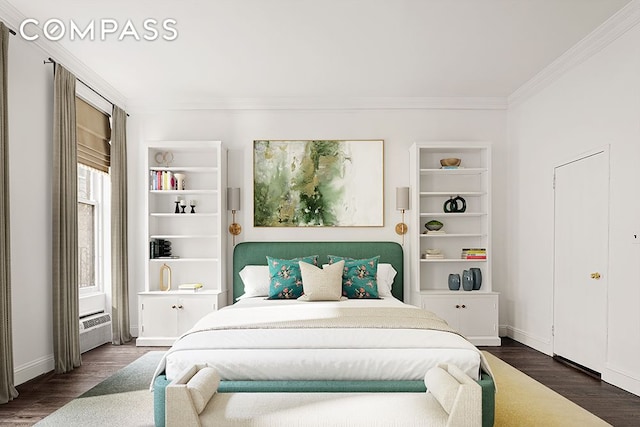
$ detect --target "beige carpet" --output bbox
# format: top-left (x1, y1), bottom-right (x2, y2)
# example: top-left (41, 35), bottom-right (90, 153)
top-left (36, 351), bottom-right (612, 426)
top-left (483, 351), bottom-right (611, 426)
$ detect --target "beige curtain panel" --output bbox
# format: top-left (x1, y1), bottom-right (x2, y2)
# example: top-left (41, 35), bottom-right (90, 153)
top-left (0, 21), bottom-right (19, 405)
top-left (110, 105), bottom-right (131, 345)
top-left (76, 96), bottom-right (110, 173)
top-left (52, 64), bottom-right (82, 373)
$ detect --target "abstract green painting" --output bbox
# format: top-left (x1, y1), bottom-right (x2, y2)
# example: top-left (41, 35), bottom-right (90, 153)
top-left (254, 140), bottom-right (384, 227)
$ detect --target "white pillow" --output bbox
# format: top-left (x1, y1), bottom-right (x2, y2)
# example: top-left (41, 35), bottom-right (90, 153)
top-left (376, 263), bottom-right (397, 297)
top-left (320, 262), bottom-right (397, 297)
top-left (237, 265), bottom-right (270, 300)
top-left (297, 260), bottom-right (344, 301)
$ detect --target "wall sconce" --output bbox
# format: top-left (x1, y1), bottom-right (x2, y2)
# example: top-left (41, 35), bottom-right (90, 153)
top-left (227, 188), bottom-right (241, 245)
top-left (395, 187), bottom-right (409, 244)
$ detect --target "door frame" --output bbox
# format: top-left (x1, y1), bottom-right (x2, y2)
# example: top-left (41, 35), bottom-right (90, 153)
top-left (552, 145), bottom-right (610, 366)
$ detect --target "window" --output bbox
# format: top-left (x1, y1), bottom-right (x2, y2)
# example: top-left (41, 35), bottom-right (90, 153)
top-left (75, 93), bottom-right (111, 315)
top-left (78, 200), bottom-right (95, 288)
top-left (77, 165), bottom-right (110, 295)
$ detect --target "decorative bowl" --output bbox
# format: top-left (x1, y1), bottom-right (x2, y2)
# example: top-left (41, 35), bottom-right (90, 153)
top-left (440, 158), bottom-right (461, 167)
top-left (425, 220), bottom-right (444, 231)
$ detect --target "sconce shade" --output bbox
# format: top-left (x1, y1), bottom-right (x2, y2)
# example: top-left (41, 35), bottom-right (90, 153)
top-left (227, 188), bottom-right (241, 211)
top-left (396, 187), bottom-right (410, 211)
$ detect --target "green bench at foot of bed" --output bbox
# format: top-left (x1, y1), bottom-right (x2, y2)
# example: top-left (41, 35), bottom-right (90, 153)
top-left (153, 372), bottom-right (495, 427)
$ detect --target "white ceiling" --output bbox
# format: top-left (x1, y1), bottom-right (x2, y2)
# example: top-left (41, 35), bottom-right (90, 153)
top-left (6, 0), bottom-right (633, 106)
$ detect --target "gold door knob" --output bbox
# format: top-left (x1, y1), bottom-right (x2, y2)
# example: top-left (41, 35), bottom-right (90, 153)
top-left (590, 272), bottom-right (601, 280)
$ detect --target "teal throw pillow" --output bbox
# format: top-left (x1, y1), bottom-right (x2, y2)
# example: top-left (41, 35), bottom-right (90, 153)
top-left (267, 255), bottom-right (318, 299)
top-left (328, 255), bottom-right (380, 299)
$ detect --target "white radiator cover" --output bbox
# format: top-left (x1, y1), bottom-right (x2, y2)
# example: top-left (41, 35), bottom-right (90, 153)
top-left (79, 313), bottom-right (112, 353)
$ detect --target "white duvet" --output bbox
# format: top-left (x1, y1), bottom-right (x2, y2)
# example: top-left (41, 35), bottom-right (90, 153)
top-left (153, 297), bottom-right (484, 384)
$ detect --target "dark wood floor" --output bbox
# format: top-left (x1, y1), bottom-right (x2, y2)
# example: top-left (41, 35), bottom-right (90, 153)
top-left (0, 342), bottom-right (169, 426)
top-left (0, 338), bottom-right (639, 426)
top-left (482, 339), bottom-right (640, 426)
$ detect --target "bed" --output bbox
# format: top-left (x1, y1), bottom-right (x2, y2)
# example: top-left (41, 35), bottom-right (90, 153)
top-left (152, 241), bottom-right (495, 426)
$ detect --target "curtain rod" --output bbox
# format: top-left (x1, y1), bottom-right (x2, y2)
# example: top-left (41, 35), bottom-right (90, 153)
top-left (44, 57), bottom-right (129, 116)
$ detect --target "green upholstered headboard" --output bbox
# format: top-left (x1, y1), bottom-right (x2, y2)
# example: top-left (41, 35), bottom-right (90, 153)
top-left (232, 241), bottom-right (404, 302)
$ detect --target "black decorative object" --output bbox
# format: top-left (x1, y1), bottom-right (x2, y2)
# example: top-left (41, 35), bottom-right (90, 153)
top-left (150, 238), bottom-right (172, 258)
top-left (180, 199), bottom-right (187, 214)
top-left (174, 200), bottom-right (181, 214)
top-left (190, 200), bottom-right (197, 214)
top-left (443, 195), bottom-right (467, 213)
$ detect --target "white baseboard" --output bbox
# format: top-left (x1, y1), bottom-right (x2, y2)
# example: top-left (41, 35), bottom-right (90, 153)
top-left (604, 365), bottom-right (640, 397)
top-left (504, 325), bottom-right (553, 356)
top-left (503, 325), bottom-right (640, 398)
top-left (14, 354), bottom-right (55, 386)
top-left (499, 325), bottom-right (508, 337)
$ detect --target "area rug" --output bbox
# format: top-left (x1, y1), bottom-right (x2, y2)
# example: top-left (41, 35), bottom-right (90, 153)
top-left (483, 351), bottom-right (611, 426)
top-left (35, 350), bottom-right (611, 426)
top-left (34, 351), bottom-right (164, 427)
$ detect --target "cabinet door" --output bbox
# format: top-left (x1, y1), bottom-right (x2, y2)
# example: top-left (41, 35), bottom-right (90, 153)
top-left (176, 296), bottom-right (217, 335)
top-left (140, 295), bottom-right (179, 338)
top-left (458, 295), bottom-right (498, 338)
top-left (420, 295), bottom-right (462, 331)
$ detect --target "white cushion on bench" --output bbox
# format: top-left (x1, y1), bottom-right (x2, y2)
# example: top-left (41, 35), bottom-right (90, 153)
top-left (187, 367), bottom-right (220, 414)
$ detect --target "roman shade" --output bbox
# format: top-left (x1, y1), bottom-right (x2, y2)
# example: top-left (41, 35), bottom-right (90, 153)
top-left (76, 97), bottom-right (111, 173)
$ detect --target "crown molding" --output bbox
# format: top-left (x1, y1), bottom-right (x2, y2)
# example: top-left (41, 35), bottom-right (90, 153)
top-left (508, 0), bottom-right (640, 107)
top-left (127, 96), bottom-right (508, 114)
top-left (0, 1), bottom-right (128, 109)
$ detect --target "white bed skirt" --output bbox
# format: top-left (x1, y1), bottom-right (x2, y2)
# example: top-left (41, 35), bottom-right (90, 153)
top-left (155, 297), bottom-right (483, 382)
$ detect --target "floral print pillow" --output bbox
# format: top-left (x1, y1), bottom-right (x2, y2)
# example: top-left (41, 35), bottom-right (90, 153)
top-left (328, 255), bottom-right (380, 299)
top-left (266, 255), bottom-right (318, 299)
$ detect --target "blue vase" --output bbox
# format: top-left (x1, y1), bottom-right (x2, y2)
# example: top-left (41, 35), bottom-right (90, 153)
top-left (470, 268), bottom-right (482, 290)
top-left (462, 270), bottom-right (473, 291)
top-left (448, 273), bottom-right (461, 290)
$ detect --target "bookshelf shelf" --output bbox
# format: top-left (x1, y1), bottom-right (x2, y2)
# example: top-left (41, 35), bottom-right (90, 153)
top-left (410, 142), bottom-right (499, 346)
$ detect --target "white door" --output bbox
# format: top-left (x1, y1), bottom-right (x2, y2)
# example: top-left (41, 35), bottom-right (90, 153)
top-left (553, 149), bottom-right (609, 373)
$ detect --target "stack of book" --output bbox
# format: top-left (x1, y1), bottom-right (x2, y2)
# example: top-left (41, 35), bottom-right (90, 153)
top-left (150, 170), bottom-right (177, 190)
top-left (424, 230), bottom-right (446, 235)
top-left (423, 249), bottom-right (444, 260)
top-left (179, 283), bottom-right (204, 291)
top-left (150, 238), bottom-right (177, 259)
top-left (461, 248), bottom-right (486, 260)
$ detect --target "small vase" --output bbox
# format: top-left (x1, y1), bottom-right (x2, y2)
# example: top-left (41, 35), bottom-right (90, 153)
top-left (470, 268), bottom-right (482, 290)
top-left (462, 270), bottom-right (473, 291)
top-left (448, 273), bottom-right (461, 290)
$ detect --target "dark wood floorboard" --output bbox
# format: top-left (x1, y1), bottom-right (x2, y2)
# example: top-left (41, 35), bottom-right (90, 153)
top-left (1, 338), bottom-right (639, 426)
top-left (481, 338), bottom-right (640, 426)
top-left (0, 342), bottom-right (169, 426)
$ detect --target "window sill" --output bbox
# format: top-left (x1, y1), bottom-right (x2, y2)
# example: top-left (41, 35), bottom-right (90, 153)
top-left (79, 292), bottom-right (107, 317)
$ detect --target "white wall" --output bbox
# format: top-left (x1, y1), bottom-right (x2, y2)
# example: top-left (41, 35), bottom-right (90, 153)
top-left (5, 33), bottom-right (509, 383)
top-left (8, 34), bottom-right (55, 384)
top-left (507, 23), bottom-right (640, 394)
top-left (126, 107), bottom-right (508, 329)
